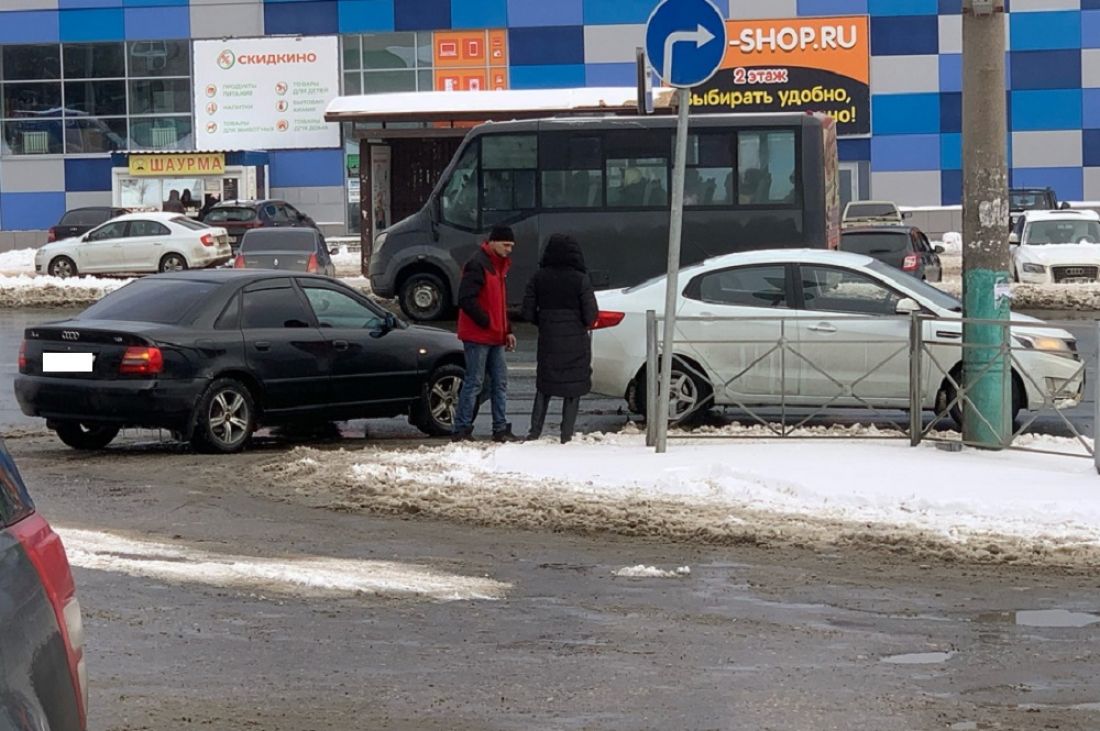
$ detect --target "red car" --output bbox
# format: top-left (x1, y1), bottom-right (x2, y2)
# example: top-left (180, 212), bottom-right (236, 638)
top-left (0, 437), bottom-right (87, 729)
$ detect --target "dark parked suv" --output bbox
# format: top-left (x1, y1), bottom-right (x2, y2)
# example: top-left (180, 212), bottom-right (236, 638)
top-left (201, 199), bottom-right (318, 253)
top-left (0, 438), bottom-right (87, 730)
top-left (839, 225), bottom-right (944, 282)
top-left (48, 206), bottom-right (129, 243)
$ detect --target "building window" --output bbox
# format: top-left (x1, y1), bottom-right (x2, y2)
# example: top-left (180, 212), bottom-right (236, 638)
top-left (341, 32), bottom-right (434, 96)
top-left (0, 40), bottom-right (192, 156)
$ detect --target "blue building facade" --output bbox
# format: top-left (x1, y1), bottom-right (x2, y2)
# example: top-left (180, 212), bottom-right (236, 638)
top-left (0, 0), bottom-right (1097, 234)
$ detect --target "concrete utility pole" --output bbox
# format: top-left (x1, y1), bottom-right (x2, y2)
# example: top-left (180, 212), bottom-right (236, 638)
top-left (961, 0), bottom-right (1011, 448)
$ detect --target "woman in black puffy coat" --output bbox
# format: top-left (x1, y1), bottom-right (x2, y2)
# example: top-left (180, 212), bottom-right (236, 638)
top-left (522, 233), bottom-right (599, 443)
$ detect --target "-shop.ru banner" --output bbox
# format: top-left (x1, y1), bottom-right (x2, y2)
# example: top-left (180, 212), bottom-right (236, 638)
top-left (691, 16), bottom-right (870, 137)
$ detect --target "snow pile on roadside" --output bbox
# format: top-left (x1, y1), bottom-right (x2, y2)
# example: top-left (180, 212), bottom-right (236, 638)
top-left (255, 428), bottom-right (1100, 567)
top-left (614, 565), bottom-right (691, 578)
top-left (59, 527), bottom-right (510, 601)
top-left (0, 248), bottom-right (35, 274)
top-left (940, 232), bottom-right (962, 255)
top-left (332, 245), bottom-right (362, 277)
top-left (934, 278), bottom-right (1100, 311)
top-left (0, 273), bottom-right (132, 308)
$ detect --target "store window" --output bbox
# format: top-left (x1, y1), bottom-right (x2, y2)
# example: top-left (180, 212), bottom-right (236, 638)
top-left (0, 40), bottom-right (192, 156)
top-left (342, 32), bottom-right (434, 96)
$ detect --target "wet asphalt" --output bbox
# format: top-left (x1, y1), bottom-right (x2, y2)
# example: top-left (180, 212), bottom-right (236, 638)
top-left (3, 305), bottom-right (1100, 730)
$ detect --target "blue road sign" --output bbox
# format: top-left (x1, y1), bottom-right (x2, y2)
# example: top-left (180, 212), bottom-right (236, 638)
top-left (645, 0), bottom-right (726, 89)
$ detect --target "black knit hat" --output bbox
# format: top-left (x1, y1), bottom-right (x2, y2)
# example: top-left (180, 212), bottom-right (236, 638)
top-left (488, 225), bottom-right (515, 243)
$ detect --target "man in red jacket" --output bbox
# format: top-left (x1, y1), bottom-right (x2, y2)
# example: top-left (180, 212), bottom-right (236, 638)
top-left (452, 226), bottom-right (521, 443)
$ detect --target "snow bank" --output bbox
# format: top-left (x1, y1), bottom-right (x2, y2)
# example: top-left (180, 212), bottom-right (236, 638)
top-left (940, 232), bottom-right (962, 255)
top-left (255, 425), bottom-right (1100, 568)
top-left (0, 248), bottom-right (35, 274)
top-left (0, 274), bottom-right (132, 308)
top-left (59, 526), bottom-right (509, 601)
top-left (935, 277), bottom-right (1100, 311)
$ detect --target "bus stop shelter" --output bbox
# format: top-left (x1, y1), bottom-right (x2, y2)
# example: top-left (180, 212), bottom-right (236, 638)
top-left (323, 87), bottom-right (674, 267)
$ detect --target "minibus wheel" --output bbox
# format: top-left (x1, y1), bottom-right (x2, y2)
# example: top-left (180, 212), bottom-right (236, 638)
top-left (399, 272), bottom-right (450, 321)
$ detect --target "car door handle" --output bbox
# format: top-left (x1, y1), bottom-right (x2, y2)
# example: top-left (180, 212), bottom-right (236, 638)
top-left (333, 340), bottom-right (349, 351)
top-left (253, 341), bottom-right (271, 351)
top-left (808, 323), bottom-right (837, 333)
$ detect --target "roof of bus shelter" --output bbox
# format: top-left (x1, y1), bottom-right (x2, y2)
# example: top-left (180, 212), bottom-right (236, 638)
top-left (324, 87), bottom-right (677, 136)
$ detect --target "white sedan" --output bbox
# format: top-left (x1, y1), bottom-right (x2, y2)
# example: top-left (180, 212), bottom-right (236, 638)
top-left (35, 212), bottom-right (232, 278)
top-left (1011, 209), bottom-right (1100, 284)
top-left (591, 249), bottom-right (1083, 426)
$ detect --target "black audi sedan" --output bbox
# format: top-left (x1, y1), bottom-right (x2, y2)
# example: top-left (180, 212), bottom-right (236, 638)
top-left (15, 271), bottom-right (466, 453)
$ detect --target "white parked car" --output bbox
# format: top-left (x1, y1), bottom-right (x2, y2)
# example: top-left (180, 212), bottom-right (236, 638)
top-left (841, 200), bottom-right (907, 227)
top-left (35, 212), bottom-right (232, 278)
top-left (1010, 209), bottom-right (1100, 284)
top-left (590, 249), bottom-right (1083, 426)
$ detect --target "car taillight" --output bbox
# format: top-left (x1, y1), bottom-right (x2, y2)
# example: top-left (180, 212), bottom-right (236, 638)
top-left (591, 311), bottom-right (625, 330)
top-left (47, 227), bottom-right (58, 243)
top-left (119, 346), bottom-right (163, 375)
top-left (902, 254), bottom-right (920, 272)
top-left (10, 514), bottom-right (87, 729)
top-left (306, 253), bottom-right (319, 273)
top-left (200, 233), bottom-right (215, 247)
top-left (233, 255), bottom-right (245, 268)
top-left (18, 340), bottom-right (27, 371)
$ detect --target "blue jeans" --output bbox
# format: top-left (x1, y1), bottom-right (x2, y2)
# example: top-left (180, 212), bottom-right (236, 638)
top-left (454, 342), bottom-right (508, 433)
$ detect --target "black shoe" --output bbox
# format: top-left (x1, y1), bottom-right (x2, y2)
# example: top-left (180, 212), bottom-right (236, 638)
top-left (451, 428), bottom-right (475, 443)
top-left (492, 426), bottom-right (523, 443)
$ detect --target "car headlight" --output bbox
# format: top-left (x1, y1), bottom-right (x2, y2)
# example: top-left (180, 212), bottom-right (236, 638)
top-left (1021, 263), bottom-right (1046, 274)
top-left (373, 231), bottom-right (387, 254)
top-left (1014, 333), bottom-right (1073, 355)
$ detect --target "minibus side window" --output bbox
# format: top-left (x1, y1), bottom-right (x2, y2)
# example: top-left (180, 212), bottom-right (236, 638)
top-left (440, 142), bottom-right (480, 230)
top-left (480, 134), bottom-right (537, 226)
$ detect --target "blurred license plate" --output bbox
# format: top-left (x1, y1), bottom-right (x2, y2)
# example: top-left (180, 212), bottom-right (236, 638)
top-left (43, 352), bottom-right (94, 373)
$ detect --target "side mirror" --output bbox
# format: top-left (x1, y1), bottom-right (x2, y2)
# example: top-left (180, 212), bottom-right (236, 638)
top-left (1060, 202), bottom-right (1071, 210)
top-left (329, 247), bottom-right (339, 256)
top-left (371, 312), bottom-right (398, 337)
top-left (1009, 232), bottom-right (1020, 245)
top-left (934, 244), bottom-right (945, 254)
top-left (902, 211), bottom-right (913, 219)
top-left (895, 297), bottom-right (921, 315)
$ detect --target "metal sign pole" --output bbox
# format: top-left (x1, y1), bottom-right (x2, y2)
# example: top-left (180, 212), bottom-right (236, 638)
top-left (655, 87), bottom-right (691, 453)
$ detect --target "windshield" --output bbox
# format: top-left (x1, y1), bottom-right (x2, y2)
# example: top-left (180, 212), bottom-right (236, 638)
top-left (78, 278), bottom-right (219, 323)
top-left (172, 217), bottom-right (210, 231)
top-left (204, 207), bottom-right (257, 223)
top-left (841, 231), bottom-right (909, 255)
top-left (1023, 220), bottom-right (1100, 245)
top-left (845, 203), bottom-right (897, 219)
top-left (867, 260), bottom-right (962, 312)
top-left (1010, 190), bottom-right (1049, 210)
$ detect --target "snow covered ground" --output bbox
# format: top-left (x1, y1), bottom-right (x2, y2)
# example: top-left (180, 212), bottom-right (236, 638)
top-left (256, 423), bottom-right (1100, 569)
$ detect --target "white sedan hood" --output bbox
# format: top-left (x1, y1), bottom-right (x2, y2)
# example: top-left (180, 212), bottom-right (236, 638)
top-left (1014, 243), bottom-right (1100, 267)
